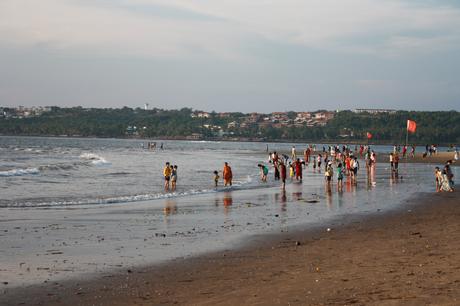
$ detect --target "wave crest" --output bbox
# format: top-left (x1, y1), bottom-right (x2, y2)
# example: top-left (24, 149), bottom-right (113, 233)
top-left (0, 167), bottom-right (40, 177)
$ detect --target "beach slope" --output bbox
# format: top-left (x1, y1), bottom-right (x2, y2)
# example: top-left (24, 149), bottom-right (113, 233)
top-left (2, 192), bottom-right (459, 305)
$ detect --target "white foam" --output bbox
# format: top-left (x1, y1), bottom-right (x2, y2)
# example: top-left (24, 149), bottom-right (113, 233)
top-left (80, 153), bottom-right (111, 166)
top-left (0, 167), bottom-right (40, 177)
top-left (92, 158), bottom-right (111, 166)
top-left (80, 153), bottom-right (102, 160)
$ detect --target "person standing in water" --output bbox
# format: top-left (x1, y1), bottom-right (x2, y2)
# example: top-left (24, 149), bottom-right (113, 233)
top-left (213, 170), bottom-right (220, 187)
top-left (163, 162), bottom-right (171, 191)
top-left (258, 164), bottom-right (269, 182)
top-left (223, 162), bottom-right (233, 187)
top-left (291, 145), bottom-right (297, 160)
top-left (280, 160), bottom-right (287, 190)
top-left (295, 158), bottom-right (303, 182)
top-left (337, 162), bottom-right (344, 191)
top-left (171, 165), bottom-right (178, 191)
top-left (434, 167), bottom-right (442, 192)
top-left (325, 161), bottom-right (333, 186)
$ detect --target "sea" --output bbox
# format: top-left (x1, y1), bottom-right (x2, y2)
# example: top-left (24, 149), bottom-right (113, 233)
top-left (0, 136), bottom-right (448, 208)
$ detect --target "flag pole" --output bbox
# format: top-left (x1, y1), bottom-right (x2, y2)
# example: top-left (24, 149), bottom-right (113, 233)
top-left (405, 127), bottom-right (408, 147)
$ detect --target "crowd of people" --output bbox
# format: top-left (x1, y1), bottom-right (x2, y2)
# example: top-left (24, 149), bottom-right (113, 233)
top-left (162, 143), bottom-right (456, 194)
top-left (162, 162), bottom-right (178, 191)
top-left (435, 161), bottom-right (455, 192)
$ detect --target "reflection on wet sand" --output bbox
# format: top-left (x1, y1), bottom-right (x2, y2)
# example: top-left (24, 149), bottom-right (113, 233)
top-left (274, 190), bottom-right (287, 212)
top-left (223, 192), bottom-right (233, 207)
top-left (366, 165), bottom-right (377, 190)
top-left (163, 199), bottom-right (177, 216)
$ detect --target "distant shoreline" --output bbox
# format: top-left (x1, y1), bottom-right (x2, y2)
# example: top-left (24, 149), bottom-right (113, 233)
top-left (0, 134), bottom-right (457, 147)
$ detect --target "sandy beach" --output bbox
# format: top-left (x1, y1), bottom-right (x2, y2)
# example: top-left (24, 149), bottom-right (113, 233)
top-left (1, 190), bottom-right (458, 306)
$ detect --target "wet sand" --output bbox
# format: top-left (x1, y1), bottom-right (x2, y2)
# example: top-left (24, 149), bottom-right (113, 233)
top-left (1, 191), bottom-right (459, 306)
top-left (377, 151), bottom-right (458, 165)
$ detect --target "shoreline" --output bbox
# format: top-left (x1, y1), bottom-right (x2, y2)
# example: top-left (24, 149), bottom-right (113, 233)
top-left (1, 134), bottom-right (458, 147)
top-left (2, 191), bottom-right (459, 305)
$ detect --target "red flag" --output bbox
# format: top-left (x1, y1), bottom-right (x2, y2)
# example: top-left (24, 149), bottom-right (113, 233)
top-left (366, 132), bottom-right (373, 139)
top-left (407, 120), bottom-right (417, 133)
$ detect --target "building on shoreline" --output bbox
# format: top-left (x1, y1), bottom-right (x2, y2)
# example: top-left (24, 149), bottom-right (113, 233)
top-left (353, 108), bottom-right (397, 114)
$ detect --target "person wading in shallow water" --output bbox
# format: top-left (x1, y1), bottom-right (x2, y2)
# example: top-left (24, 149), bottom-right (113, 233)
top-left (223, 162), bottom-right (233, 187)
top-left (163, 162), bottom-right (171, 191)
top-left (279, 160), bottom-right (287, 190)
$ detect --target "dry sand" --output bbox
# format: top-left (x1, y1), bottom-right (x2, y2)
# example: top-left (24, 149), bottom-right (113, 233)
top-left (1, 191), bottom-right (459, 306)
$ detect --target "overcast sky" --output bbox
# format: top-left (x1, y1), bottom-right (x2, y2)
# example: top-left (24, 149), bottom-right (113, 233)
top-left (1, 0), bottom-right (459, 112)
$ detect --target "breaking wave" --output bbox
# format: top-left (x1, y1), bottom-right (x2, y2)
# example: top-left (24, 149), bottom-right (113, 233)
top-left (80, 153), bottom-right (111, 166)
top-left (0, 167), bottom-right (40, 177)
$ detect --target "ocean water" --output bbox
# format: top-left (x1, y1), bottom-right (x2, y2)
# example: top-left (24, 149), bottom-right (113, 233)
top-left (0, 137), bottom-right (270, 207)
top-left (0, 136), bottom-right (447, 208)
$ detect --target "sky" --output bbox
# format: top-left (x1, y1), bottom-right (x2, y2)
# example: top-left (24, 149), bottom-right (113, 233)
top-left (1, 0), bottom-right (459, 112)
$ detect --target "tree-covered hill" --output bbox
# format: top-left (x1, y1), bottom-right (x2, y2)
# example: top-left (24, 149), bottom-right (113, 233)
top-left (0, 107), bottom-right (458, 144)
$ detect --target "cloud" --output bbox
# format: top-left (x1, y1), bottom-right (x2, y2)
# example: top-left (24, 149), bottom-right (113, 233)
top-left (0, 0), bottom-right (460, 59)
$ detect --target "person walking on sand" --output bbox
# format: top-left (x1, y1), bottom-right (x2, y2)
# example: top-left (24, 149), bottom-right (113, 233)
top-left (337, 162), bottom-right (344, 191)
top-left (280, 160), bottom-right (287, 190)
top-left (223, 162), bottom-right (233, 187)
top-left (389, 153), bottom-right (394, 172)
top-left (291, 145), bottom-right (297, 160)
top-left (295, 158), bottom-right (303, 182)
top-left (440, 169), bottom-right (454, 192)
top-left (163, 162), bottom-right (171, 191)
top-left (393, 152), bottom-right (400, 173)
top-left (351, 157), bottom-right (359, 184)
top-left (325, 161), bottom-right (333, 186)
top-left (434, 167), bottom-right (443, 192)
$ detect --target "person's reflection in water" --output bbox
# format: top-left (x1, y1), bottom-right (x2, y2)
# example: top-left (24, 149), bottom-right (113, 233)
top-left (366, 164), bottom-right (377, 190)
top-left (163, 199), bottom-right (177, 227)
top-left (163, 199), bottom-right (177, 216)
top-left (390, 170), bottom-right (400, 186)
top-left (325, 181), bottom-right (333, 210)
top-left (223, 192), bottom-right (233, 214)
top-left (366, 167), bottom-right (372, 190)
top-left (336, 186), bottom-right (344, 209)
top-left (275, 190), bottom-right (288, 212)
top-left (346, 175), bottom-right (352, 193)
top-left (292, 192), bottom-right (302, 201)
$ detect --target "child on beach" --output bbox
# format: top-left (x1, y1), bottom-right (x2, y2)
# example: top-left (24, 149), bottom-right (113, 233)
top-left (213, 170), bottom-right (220, 187)
top-left (289, 162), bottom-right (295, 180)
top-left (325, 162), bottom-right (333, 185)
top-left (337, 162), bottom-right (344, 190)
top-left (258, 164), bottom-right (269, 182)
top-left (434, 167), bottom-right (442, 192)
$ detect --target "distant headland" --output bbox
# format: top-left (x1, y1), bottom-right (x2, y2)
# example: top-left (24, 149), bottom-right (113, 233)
top-left (0, 106), bottom-right (458, 145)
